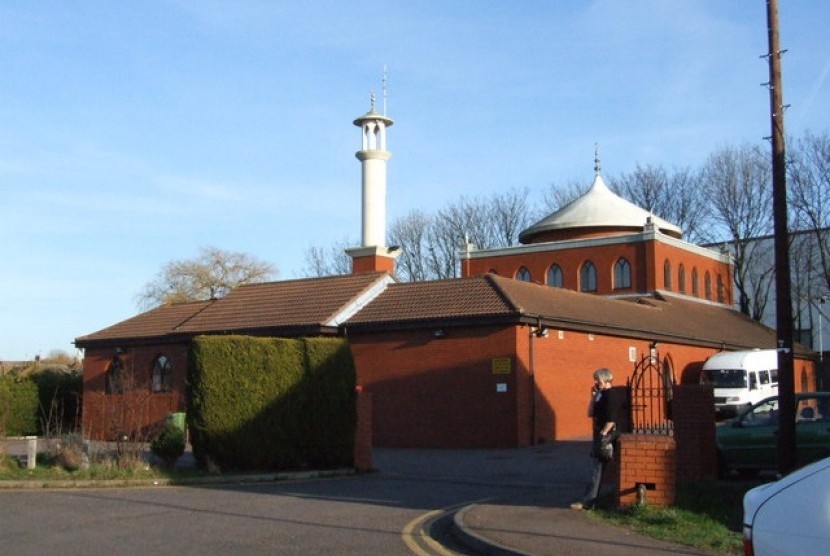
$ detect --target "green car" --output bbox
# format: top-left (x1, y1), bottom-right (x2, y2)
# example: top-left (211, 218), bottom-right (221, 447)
top-left (716, 392), bottom-right (830, 477)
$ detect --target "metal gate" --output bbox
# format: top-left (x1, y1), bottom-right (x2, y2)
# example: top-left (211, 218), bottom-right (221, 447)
top-left (628, 351), bottom-right (674, 434)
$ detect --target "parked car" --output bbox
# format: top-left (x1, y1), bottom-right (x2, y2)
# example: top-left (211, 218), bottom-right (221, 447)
top-left (716, 392), bottom-right (830, 477)
top-left (742, 455), bottom-right (830, 555)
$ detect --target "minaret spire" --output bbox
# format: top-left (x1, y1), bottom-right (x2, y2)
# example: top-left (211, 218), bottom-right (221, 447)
top-left (594, 143), bottom-right (601, 176)
top-left (346, 87), bottom-right (399, 274)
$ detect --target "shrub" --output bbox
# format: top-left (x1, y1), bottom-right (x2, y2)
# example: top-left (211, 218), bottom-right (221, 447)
top-left (151, 424), bottom-right (185, 467)
top-left (54, 433), bottom-right (86, 471)
top-left (0, 375), bottom-right (39, 435)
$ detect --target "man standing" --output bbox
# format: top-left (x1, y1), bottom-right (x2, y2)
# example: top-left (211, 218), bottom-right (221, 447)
top-left (571, 367), bottom-right (622, 510)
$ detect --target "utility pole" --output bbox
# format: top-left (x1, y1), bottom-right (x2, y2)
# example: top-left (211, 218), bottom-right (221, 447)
top-left (765, 0), bottom-right (796, 475)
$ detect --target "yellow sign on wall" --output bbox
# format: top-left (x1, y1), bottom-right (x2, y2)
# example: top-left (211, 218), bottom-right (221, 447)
top-left (491, 357), bottom-right (512, 375)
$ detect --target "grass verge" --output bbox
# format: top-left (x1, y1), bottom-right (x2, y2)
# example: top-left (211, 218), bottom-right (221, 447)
top-left (592, 479), bottom-right (762, 555)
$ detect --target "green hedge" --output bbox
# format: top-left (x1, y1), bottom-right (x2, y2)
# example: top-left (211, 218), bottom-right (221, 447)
top-left (0, 375), bottom-right (39, 436)
top-left (31, 370), bottom-right (83, 435)
top-left (187, 335), bottom-right (357, 471)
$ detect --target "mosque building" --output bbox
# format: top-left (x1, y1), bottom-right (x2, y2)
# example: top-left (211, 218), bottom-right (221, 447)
top-left (75, 101), bottom-right (816, 448)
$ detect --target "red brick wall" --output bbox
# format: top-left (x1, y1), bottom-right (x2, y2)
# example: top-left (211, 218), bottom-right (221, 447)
top-left (461, 236), bottom-right (733, 304)
top-left (350, 325), bottom-right (528, 448)
top-left (354, 389), bottom-right (373, 472)
top-left (617, 434), bottom-right (677, 507)
top-left (82, 344), bottom-right (189, 440)
top-left (532, 335), bottom-right (720, 440)
top-left (672, 385), bottom-right (717, 482)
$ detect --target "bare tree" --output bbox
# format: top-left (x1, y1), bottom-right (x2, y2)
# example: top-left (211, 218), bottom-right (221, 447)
top-left (789, 130), bottom-right (830, 295)
top-left (699, 144), bottom-right (773, 318)
top-left (136, 246), bottom-right (276, 309)
top-left (489, 187), bottom-right (534, 247)
top-left (389, 211), bottom-right (432, 282)
top-left (610, 164), bottom-right (711, 243)
top-left (300, 237), bottom-right (355, 278)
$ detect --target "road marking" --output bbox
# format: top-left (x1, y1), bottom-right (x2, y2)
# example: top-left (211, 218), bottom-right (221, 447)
top-left (401, 498), bottom-right (492, 556)
top-left (402, 508), bottom-right (458, 556)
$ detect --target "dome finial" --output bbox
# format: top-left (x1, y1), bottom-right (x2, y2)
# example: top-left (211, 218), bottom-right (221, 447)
top-left (594, 143), bottom-right (601, 176)
top-left (370, 91), bottom-right (376, 112)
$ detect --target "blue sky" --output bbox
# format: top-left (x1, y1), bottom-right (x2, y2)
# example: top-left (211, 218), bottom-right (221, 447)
top-left (1, 1), bottom-right (829, 361)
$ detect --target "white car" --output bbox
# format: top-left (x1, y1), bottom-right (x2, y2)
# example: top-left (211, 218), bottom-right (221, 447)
top-left (742, 456), bottom-right (830, 555)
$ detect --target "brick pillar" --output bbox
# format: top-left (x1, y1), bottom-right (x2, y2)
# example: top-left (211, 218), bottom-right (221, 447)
top-left (617, 434), bottom-right (676, 507)
top-left (672, 385), bottom-right (717, 482)
top-left (354, 389), bottom-right (373, 472)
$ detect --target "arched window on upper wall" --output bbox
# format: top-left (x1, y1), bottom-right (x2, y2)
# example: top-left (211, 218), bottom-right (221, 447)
top-left (516, 267), bottom-right (532, 282)
top-left (614, 258), bottom-right (632, 290)
top-left (580, 261), bottom-right (597, 292)
top-left (678, 264), bottom-right (686, 293)
top-left (151, 355), bottom-right (173, 393)
top-left (705, 271), bottom-right (712, 300)
top-left (547, 264), bottom-right (563, 288)
top-left (105, 356), bottom-right (125, 395)
top-left (663, 260), bottom-right (672, 290)
top-left (692, 268), bottom-right (699, 297)
top-left (716, 275), bottom-right (725, 303)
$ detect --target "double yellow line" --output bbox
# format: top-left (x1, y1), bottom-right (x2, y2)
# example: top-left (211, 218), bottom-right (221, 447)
top-left (401, 498), bottom-right (491, 556)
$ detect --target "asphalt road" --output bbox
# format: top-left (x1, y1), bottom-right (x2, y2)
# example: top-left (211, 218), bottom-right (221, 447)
top-left (0, 444), bottom-right (590, 556)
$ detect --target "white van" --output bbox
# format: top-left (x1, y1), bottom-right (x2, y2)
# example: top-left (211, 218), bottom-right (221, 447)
top-left (701, 349), bottom-right (779, 417)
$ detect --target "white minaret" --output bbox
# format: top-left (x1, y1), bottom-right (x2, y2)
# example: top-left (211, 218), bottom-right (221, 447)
top-left (353, 92), bottom-right (393, 248)
top-left (346, 92), bottom-right (400, 274)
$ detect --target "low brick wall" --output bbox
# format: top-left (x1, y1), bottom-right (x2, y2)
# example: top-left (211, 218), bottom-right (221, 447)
top-left (616, 434), bottom-right (676, 507)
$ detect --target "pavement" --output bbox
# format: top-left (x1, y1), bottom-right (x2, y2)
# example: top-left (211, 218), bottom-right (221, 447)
top-left (372, 443), bottom-right (719, 556)
top-left (2, 437), bottom-right (719, 555)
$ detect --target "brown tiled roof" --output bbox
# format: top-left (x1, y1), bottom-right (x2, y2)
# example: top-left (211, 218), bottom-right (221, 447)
top-left (349, 273), bottom-right (791, 352)
top-left (75, 272), bottom-right (390, 347)
top-left (492, 274), bottom-right (785, 350)
top-left (346, 275), bottom-right (518, 325)
top-left (74, 300), bottom-right (213, 345)
top-left (76, 271), bottom-right (798, 354)
top-left (176, 272), bottom-right (389, 334)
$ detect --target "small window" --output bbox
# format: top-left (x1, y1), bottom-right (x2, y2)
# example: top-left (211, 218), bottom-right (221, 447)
top-left (678, 264), bottom-right (686, 293)
top-left (105, 356), bottom-right (125, 395)
top-left (717, 275), bottom-right (725, 303)
top-left (663, 260), bottom-right (672, 290)
top-left (151, 355), bottom-right (173, 393)
top-left (770, 369), bottom-right (778, 385)
top-left (692, 268), bottom-right (699, 297)
top-left (705, 272), bottom-right (712, 300)
top-left (759, 370), bottom-right (770, 385)
top-left (614, 258), bottom-right (631, 289)
top-left (547, 264), bottom-right (563, 288)
top-left (516, 267), bottom-right (532, 282)
top-left (580, 261), bottom-right (597, 292)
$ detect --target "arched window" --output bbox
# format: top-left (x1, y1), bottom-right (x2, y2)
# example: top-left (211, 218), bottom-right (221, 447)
top-left (663, 260), bottom-right (672, 290)
top-left (717, 275), bottom-right (725, 303)
top-left (614, 258), bottom-right (632, 290)
top-left (580, 261), bottom-right (597, 292)
top-left (704, 271), bottom-right (712, 300)
top-left (516, 267), bottom-right (532, 282)
top-left (691, 268), bottom-right (699, 297)
top-left (105, 356), bottom-right (125, 395)
top-left (547, 264), bottom-right (563, 288)
top-left (678, 264), bottom-right (686, 293)
top-left (151, 355), bottom-right (173, 393)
